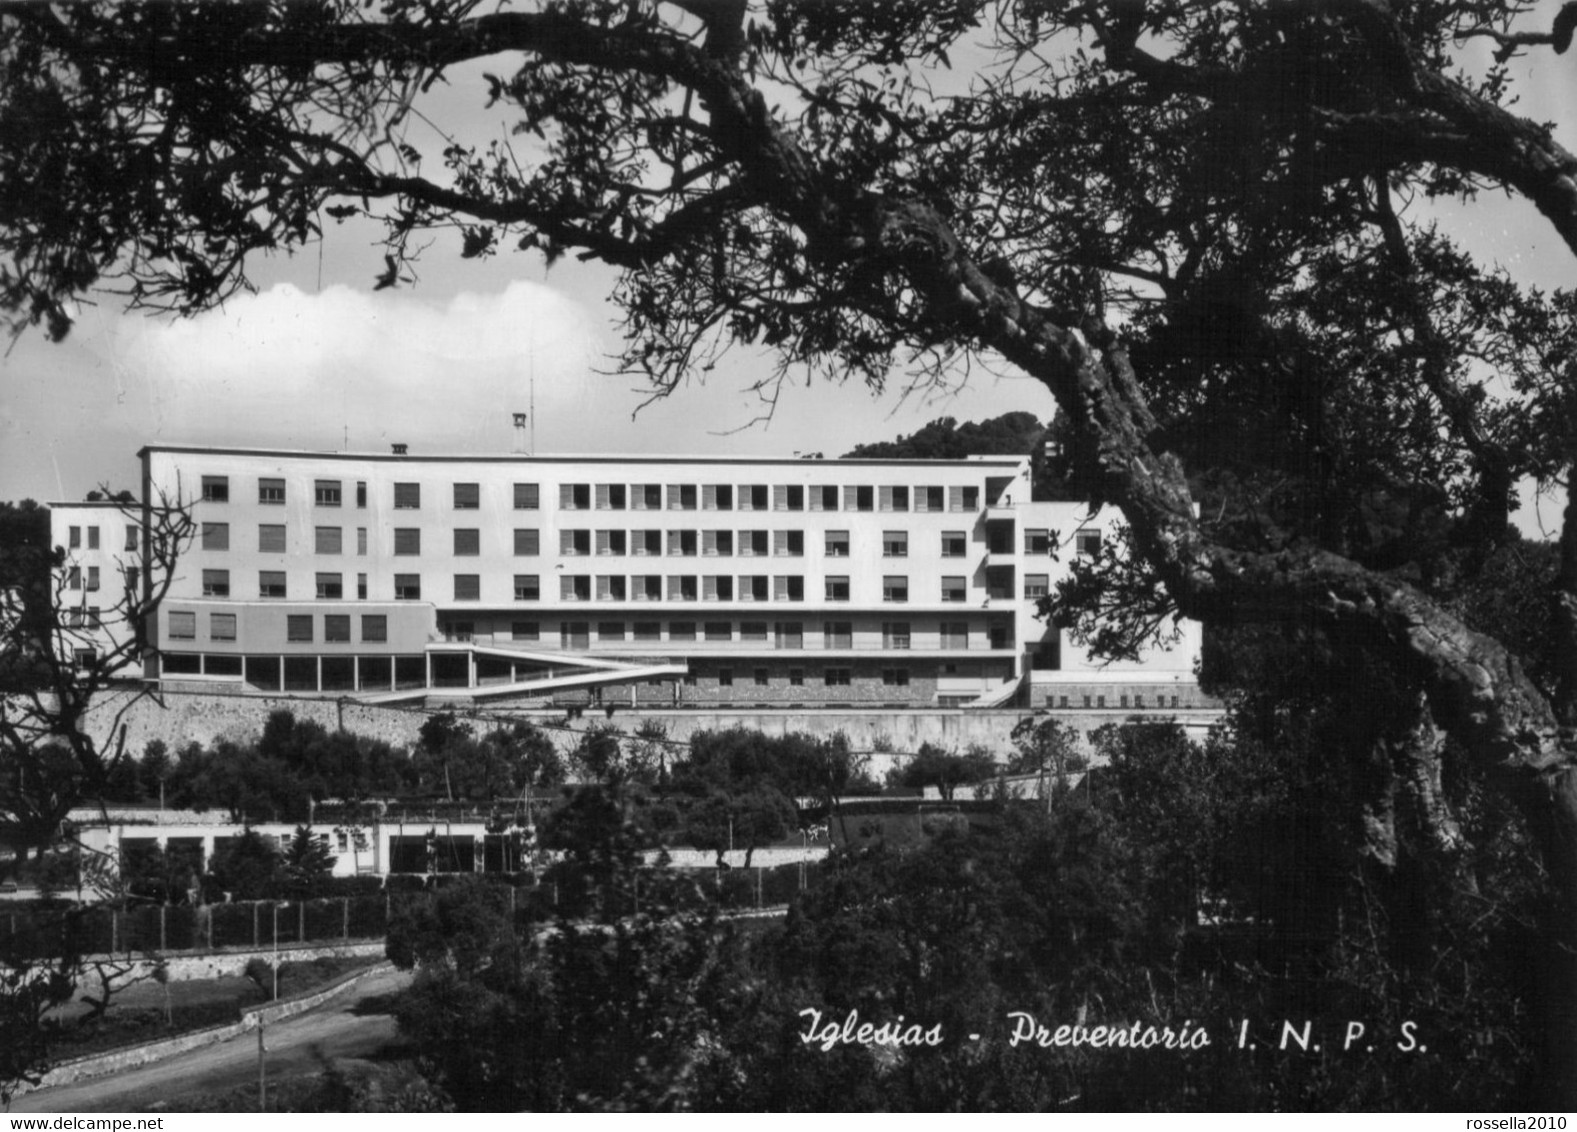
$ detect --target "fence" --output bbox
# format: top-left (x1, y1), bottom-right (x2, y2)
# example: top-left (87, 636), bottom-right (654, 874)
top-left (0, 862), bottom-right (820, 960)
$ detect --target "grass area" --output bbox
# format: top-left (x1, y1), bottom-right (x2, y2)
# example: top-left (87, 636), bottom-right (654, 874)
top-left (47, 955), bottom-right (381, 1061)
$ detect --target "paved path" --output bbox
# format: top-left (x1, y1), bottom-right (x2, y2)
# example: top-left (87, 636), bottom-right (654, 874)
top-left (9, 966), bottom-right (414, 1113)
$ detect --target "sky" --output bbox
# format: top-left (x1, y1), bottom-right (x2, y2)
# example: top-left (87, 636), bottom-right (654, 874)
top-left (0, 6), bottom-right (1571, 539)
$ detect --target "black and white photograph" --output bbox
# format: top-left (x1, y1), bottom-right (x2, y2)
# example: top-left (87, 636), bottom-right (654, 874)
top-left (1, 0), bottom-right (1574, 1115)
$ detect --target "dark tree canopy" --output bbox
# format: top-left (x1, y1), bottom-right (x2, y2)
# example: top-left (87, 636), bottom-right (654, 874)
top-left (3, 0), bottom-right (1577, 1104)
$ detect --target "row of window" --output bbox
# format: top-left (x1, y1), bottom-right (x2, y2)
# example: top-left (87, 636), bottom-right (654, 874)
top-left (169, 611), bottom-right (989, 650)
top-left (191, 568), bottom-right (1051, 604)
top-left (197, 521), bottom-right (1088, 561)
top-left (65, 524), bottom-right (138, 551)
top-left (500, 619), bottom-right (987, 649)
top-left (196, 477), bottom-right (997, 514)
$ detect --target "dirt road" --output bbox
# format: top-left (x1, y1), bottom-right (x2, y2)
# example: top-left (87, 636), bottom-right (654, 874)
top-left (9, 966), bottom-right (414, 1113)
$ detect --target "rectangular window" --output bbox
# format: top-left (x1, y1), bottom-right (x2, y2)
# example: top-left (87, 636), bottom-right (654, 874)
top-left (126, 566), bottom-right (140, 592)
top-left (259, 478), bottom-right (286, 505)
top-left (168, 610), bottom-right (196, 640)
top-left (315, 526), bottom-right (342, 555)
top-left (362, 614), bottom-right (388, 642)
top-left (948, 485), bottom-right (980, 512)
top-left (67, 565), bottom-right (81, 590)
top-left (942, 576), bottom-right (967, 602)
top-left (774, 575), bottom-right (804, 602)
top-left (202, 568), bottom-right (230, 597)
top-left (919, 486), bottom-right (945, 513)
top-left (287, 614), bottom-right (313, 642)
top-left (942, 530), bottom-right (967, 557)
top-left (882, 621), bottom-right (911, 649)
top-left (668, 484), bottom-right (698, 510)
top-left (705, 621), bottom-right (732, 641)
top-left (825, 576), bottom-right (850, 601)
top-left (85, 566), bottom-right (99, 592)
top-left (562, 529), bottom-right (591, 556)
top-left (773, 484), bottom-right (805, 512)
top-left (882, 530), bottom-right (908, 557)
top-left (702, 484), bottom-right (733, 511)
top-left (883, 576), bottom-right (909, 603)
top-left (595, 529), bottom-right (627, 556)
top-left (514, 483), bottom-right (540, 510)
top-left (595, 483), bottom-right (628, 510)
top-left (667, 529), bottom-right (697, 556)
top-left (669, 621), bottom-right (696, 640)
top-left (789, 667), bottom-right (805, 686)
top-left (356, 481), bottom-right (367, 508)
top-left (824, 667), bottom-right (851, 687)
top-left (210, 612), bottom-right (236, 641)
top-left (324, 614), bottom-right (351, 642)
top-left (740, 575), bottom-right (769, 602)
top-left (561, 575), bottom-right (591, 601)
top-left (514, 529), bottom-right (540, 556)
top-left (454, 529), bottom-right (480, 556)
top-left (594, 621), bottom-right (624, 642)
top-left (941, 621), bottom-right (969, 649)
top-left (316, 572), bottom-right (343, 599)
top-left (702, 530), bottom-right (733, 557)
top-left (703, 575), bottom-right (734, 601)
top-left (1025, 574), bottom-right (1050, 599)
top-left (259, 571), bottom-right (287, 598)
top-left (811, 485), bottom-right (839, 512)
top-left (717, 668), bottom-right (734, 686)
top-left (1076, 528), bottom-right (1102, 556)
top-left (741, 484), bottom-right (769, 511)
top-left (824, 621), bottom-right (852, 649)
top-left (633, 529), bottom-right (663, 556)
top-left (634, 621), bottom-right (661, 641)
top-left (740, 621), bottom-right (768, 640)
top-left (636, 574), bottom-right (663, 600)
top-left (315, 480), bottom-right (342, 506)
top-left (87, 526), bottom-right (99, 550)
top-left (125, 523), bottom-right (139, 551)
top-left (845, 485), bottom-right (874, 512)
top-left (453, 574), bottom-right (480, 601)
top-left (394, 482), bottom-right (421, 509)
top-left (825, 530), bottom-right (850, 557)
top-left (560, 484), bottom-right (591, 510)
top-left (394, 528), bottom-right (420, 555)
top-left (773, 530), bottom-right (804, 556)
top-left (453, 483), bottom-right (480, 510)
top-left (879, 485), bottom-right (910, 512)
top-left (633, 483), bottom-right (663, 510)
top-left (357, 572), bottom-right (367, 599)
top-left (394, 574), bottom-right (421, 600)
top-left (775, 621), bottom-right (804, 649)
top-left (561, 621), bottom-right (591, 649)
top-left (596, 575), bottom-right (627, 601)
top-left (882, 668), bottom-right (910, 686)
top-left (258, 524), bottom-right (286, 553)
top-left (201, 476), bottom-right (229, 503)
top-left (514, 574), bottom-right (541, 601)
top-left (668, 575), bottom-right (698, 601)
top-left (511, 620), bottom-right (539, 641)
top-left (1024, 528), bottom-right (1051, 555)
top-left (68, 525), bottom-right (81, 549)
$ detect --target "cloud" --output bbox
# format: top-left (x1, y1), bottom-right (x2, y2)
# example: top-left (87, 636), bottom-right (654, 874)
top-left (117, 281), bottom-right (600, 453)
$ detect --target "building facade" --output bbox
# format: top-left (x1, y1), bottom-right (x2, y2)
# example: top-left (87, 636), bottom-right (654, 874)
top-left (46, 498), bottom-right (144, 676)
top-left (100, 446), bottom-right (1202, 710)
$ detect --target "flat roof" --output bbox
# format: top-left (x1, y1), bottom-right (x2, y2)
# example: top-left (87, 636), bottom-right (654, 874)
top-left (137, 444), bottom-right (1030, 468)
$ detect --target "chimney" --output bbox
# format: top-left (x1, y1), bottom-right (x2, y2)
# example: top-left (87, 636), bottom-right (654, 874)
top-left (391, 443), bottom-right (408, 456)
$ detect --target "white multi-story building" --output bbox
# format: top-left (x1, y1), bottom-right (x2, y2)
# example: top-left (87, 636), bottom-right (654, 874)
top-left (46, 498), bottom-right (145, 676)
top-left (59, 445), bottom-right (1204, 710)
